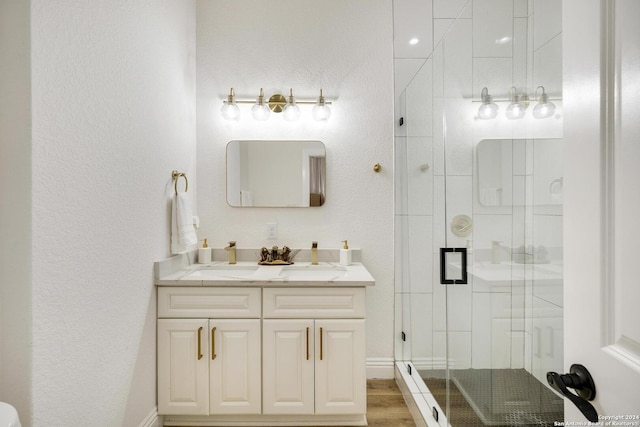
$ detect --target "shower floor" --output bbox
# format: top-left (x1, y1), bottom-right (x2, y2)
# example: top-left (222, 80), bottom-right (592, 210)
top-left (421, 369), bottom-right (563, 427)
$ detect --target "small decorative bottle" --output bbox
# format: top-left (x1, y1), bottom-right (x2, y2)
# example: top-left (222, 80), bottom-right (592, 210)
top-left (198, 238), bottom-right (212, 264)
top-left (340, 240), bottom-right (352, 266)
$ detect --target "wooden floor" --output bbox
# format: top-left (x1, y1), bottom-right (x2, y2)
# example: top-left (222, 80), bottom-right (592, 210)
top-left (360, 379), bottom-right (416, 427)
top-left (172, 379), bottom-right (416, 427)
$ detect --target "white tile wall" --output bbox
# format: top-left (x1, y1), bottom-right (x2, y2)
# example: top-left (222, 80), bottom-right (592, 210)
top-left (406, 63), bottom-right (434, 137)
top-left (407, 215), bottom-right (434, 293)
top-left (473, 58), bottom-right (513, 99)
top-left (448, 331), bottom-right (471, 369)
top-left (532, 0), bottom-right (562, 50)
top-left (433, 0), bottom-right (470, 19)
top-left (407, 137), bottom-right (434, 215)
top-left (533, 33), bottom-right (562, 96)
top-left (514, 0), bottom-right (529, 18)
top-left (410, 293), bottom-right (434, 360)
top-left (394, 0), bottom-right (434, 59)
top-left (472, 0), bottom-right (514, 58)
top-left (433, 19), bottom-right (454, 47)
top-left (443, 18), bottom-right (472, 98)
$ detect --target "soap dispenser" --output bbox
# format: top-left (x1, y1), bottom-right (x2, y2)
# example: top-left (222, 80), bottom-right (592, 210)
top-left (198, 238), bottom-right (212, 264)
top-left (340, 240), bottom-right (352, 266)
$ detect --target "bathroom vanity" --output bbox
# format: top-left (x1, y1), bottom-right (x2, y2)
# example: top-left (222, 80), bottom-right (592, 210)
top-left (154, 254), bottom-right (375, 426)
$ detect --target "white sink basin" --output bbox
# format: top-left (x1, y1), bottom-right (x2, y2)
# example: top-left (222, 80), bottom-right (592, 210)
top-left (182, 265), bottom-right (259, 280)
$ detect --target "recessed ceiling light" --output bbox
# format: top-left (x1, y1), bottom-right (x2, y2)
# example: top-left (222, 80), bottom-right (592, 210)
top-left (409, 38), bottom-right (419, 45)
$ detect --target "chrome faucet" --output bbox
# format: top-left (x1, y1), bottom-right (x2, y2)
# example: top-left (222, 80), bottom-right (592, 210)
top-left (225, 241), bottom-right (237, 264)
top-left (311, 241), bottom-right (318, 265)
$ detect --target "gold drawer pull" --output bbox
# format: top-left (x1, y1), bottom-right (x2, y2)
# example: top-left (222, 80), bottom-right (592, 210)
top-left (197, 327), bottom-right (203, 360)
top-left (211, 327), bottom-right (217, 360)
top-left (319, 327), bottom-right (323, 361)
top-left (306, 327), bottom-right (310, 360)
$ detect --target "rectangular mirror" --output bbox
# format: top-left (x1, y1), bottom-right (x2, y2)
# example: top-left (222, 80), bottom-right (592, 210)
top-left (226, 140), bottom-right (326, 207)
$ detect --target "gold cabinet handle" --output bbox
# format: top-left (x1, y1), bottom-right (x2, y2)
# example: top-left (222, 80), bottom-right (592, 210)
top-left (211, 327), bottom-right (217, 360)
top-left (319, 327), bottom-right (323, 361)
top-left (306, 327), bottom-right (310, 360)
top-left (197, 327), bottom-right (203, 360)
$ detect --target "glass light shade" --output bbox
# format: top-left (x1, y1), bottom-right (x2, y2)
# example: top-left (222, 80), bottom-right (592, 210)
top-left (283, 103), bottom-right (301, 121)
top-left (251, 103), bottom-right (270, 121)
top-left (478, 102), bottom-right (498, 120)
top-left (312, 103), bottom-right (331, 121)
top-left (533, 99), bottom-right (556, 119)
top-left (505, 102), bottom-right (526, 120)
top-left (221, 101), bottom-right (240, 121)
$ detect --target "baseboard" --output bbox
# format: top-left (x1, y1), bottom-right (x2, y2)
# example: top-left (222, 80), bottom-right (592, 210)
top-left (366, 357), bottom-right (395, 379)
top-left (139, 406), bottom-right (162, 427)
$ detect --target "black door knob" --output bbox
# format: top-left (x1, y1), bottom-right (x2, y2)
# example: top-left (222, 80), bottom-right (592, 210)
top-left (547, 364), bottom-right (598, 422)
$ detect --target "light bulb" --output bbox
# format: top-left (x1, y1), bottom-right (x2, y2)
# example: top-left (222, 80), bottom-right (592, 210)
top-left (283, 89), bottom-right (301, 121)
top-left (251, 88), bottom-right (270, 121)
top-left (221, 102), bottom-right (240, 120)
top-left (505, 88), bottom-right (527, 120)
top-left (283, 104), bottom-right (301, 121)
top-left (477, 87), bottom-right (498, 120)
top-left (251, 103), bottom-right (270, 121)
top-left (533, 86), bottom-right (556, 119)
top-left (312, 89), bottom-right (331, 121)
top-left (220, 88), bottom-right (240, 121)
top-left (505, 102), bottom-right (526, 120)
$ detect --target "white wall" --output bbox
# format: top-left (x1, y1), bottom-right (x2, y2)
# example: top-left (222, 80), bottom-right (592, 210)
top-left (0, 0), bottom-right (32, 423)
top-left (29, 1), bottom-right (196, 425)
top-left (196, 0), bottom-right (395, 375)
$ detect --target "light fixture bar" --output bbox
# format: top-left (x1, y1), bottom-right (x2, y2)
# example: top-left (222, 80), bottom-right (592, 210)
top-left (221, 88), bottom-right (333, 121)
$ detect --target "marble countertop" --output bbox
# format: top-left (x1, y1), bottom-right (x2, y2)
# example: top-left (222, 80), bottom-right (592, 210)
top-left (155, 258), bottom-right (375, 287)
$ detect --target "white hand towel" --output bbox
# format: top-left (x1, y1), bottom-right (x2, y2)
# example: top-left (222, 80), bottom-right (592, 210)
top-left (171, 192), bottom-right (198, 254)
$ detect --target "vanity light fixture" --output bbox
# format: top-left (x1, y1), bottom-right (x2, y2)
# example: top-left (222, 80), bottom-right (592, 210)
top-left (477, 87), bottom-right (499, 120)
top-left (220, 88), bottom-right (240, 121)
top-left (505, 87), bottom-right (528, 120)
top-left (532, 86), bottom-right (556, 119)
top-left (221, 88), bottom-right (333, 121)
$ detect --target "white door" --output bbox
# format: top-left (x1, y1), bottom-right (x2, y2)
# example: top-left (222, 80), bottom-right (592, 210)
top-left (209, 319), bottom-right (261, 414)
top-left (157, 319), bottom-right (209, 415)
top-left (263, 319), bottom-right (315, 414)
top-left (564, 0), bottom-right (640, 421)
top-left (315, 319), bottom-right (366, 415)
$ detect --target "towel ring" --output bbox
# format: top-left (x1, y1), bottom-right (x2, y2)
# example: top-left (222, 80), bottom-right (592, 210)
top-left (172, 170), bottom-right (188, 195)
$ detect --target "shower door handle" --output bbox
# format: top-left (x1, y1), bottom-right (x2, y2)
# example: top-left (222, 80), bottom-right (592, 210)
top-left (547, 364), bottom-right (598, 422)
top-left (440, 247), bottom-right (467, 284)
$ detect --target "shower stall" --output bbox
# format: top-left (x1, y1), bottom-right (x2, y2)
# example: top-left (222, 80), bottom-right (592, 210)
top-left (394, 1), bottom-right (564, 425)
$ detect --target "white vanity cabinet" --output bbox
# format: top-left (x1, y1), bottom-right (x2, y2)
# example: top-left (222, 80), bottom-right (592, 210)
top-left (262, 287), bottom-right (366, 416)
top-left (157, 287), bottom-right (262, 416)
top-left (156, 282), bottom-right (369, 426)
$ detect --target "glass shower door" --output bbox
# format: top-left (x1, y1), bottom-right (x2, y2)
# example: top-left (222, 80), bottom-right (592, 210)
top-left (436, 1), bottom-right (566, 425)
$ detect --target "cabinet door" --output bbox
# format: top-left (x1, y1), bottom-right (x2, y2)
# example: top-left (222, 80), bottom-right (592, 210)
top-left (263, 319), bottom-right (315, 414)
top-left (315, 319), bottom-right (366, 415)
top-left (157, 319), bottom-right (209, 415)
top-left (209, 319), bottom-right (261, 414)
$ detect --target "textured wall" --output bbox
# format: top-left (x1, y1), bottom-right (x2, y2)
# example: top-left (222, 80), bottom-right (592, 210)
top-left (0, 0), bottom-right (32, 424)
top-left (196, 0), bottom-right (395, 373)
top-left (30, 1), bottom-right (196, 425)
